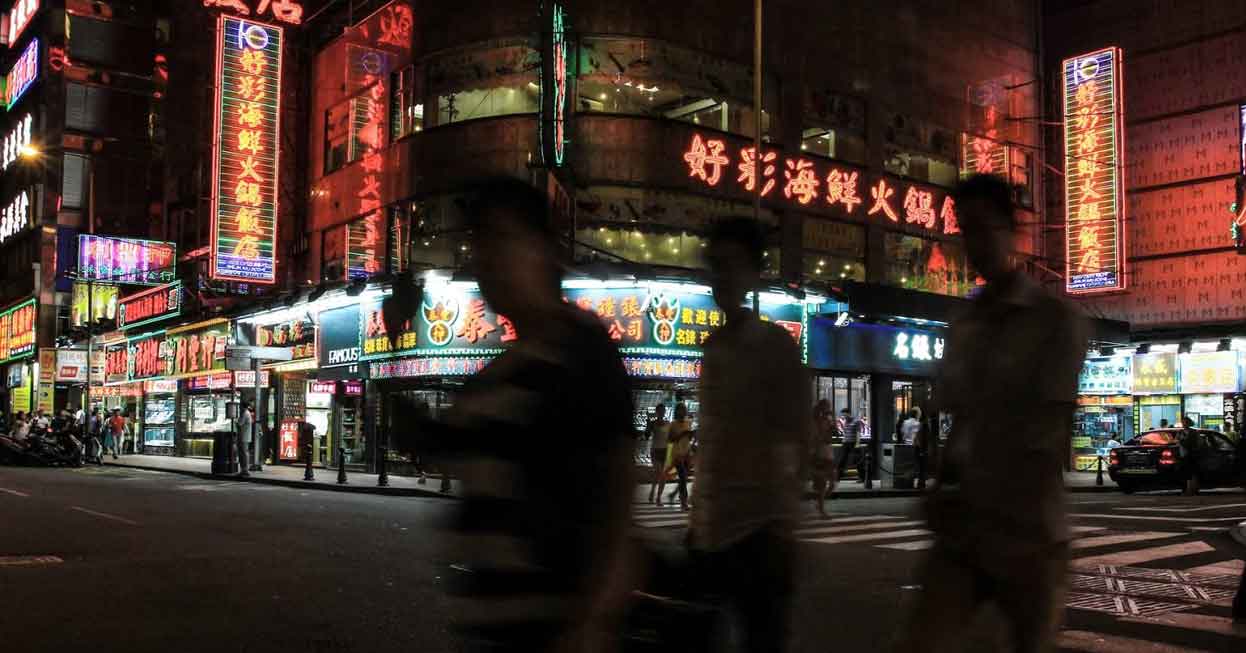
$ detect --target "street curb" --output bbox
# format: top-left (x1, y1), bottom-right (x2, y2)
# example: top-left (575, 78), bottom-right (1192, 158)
top-left (101, 461), bottom-right (458, 500)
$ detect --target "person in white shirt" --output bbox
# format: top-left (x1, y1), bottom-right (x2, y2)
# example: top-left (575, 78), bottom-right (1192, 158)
top-left (901, 408), bottom-right (923, 445)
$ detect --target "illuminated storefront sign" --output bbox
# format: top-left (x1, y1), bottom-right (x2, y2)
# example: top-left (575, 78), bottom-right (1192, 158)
top-left (118, 281), bottom-right (182, 330)
top-left (4, 0), bottom-right (38, 47)
top-left (145, 379), bottom-right (179, 393)
top-left (0, 189), bottom-right (30, 244)
top-left (345, 55), bottom-right (388, 279)
top-left (962, 79), bottom-right (1010, 178)
top-left (807, 321), bottom-right (945, 376)
top-left (4, 37), bottom-right (37, 109)
top-left (279, 420), bottom-right (300, 460)
top-left (128, 331), bottom-right (167, 381)
top-left (1179, 351), bottom-right (1242, 394)
top-left (361, 297), bottom-right (418, 360)
top-left (369, 356), bottom-right (492, 379)
top-left (891, 331), bottom-right (945, 362)
top-left (319, 304), bottom-right (362, 369)
top-left (202, 0), bottom-right (303, 24)
top-left (256, 315), bottom-right (315, 360)
top-left (1063, 47), bottom-right (1125, 294)
top-left (77, 235), bottom-right (177, 285)
top-left (210, 16), bottom-right (282, 283)
top-left (1132, 352), bottom-right (1178, 394)
top-left (1078, 356), bottom-right (1132, 395)
top-left (0, 297), bottom-right (36, 364)
top-left (540, 1), bottom-right (568, 167)
top-left (104, 341), bottom-right (130, 384)
top-left (681, 131), bottom-right (960, 236)
top-left (233, 370), bottom-right (270, 388)
top-left (70, 281), bottom-right (118, 328)
top-left (165, 323), bottom-right (229, 379)
top-left (622, 357), bottom-right (701, 380)
top-left (2, 113), bottom-right (31, 169)
top-left (55, 349), bottom-right (88, 383)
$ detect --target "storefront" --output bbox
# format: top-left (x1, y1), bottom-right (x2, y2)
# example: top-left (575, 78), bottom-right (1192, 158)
top-left (1176, 350), bottom-right (1243, 433)
top-left (1074, 355), bottom-right (1133, 467)
top-left (1, 297), bottom-right (37, 416)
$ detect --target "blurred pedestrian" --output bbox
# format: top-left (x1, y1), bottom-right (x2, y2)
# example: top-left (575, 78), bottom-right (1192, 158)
top-left (896, 175), bottom-right (1088, 653)
top-left (105, 409), bottom-right (125, 460)
top-left (664, 402), bottom-right (694, 511)
top-left (901, 407), bottom-right (922, 445)
top-left (837, 407), bottom-right (861, 483)
top-left (690, 217), bottom-right (809, 653)
top-left (412, 179), bottom-right (635, 652)
top-left (810, 399), bottom-right (836, 517)
top-left (647, 403), bottom-right (672, 504)
top-left (235, 401), bottom-right (253, 477)
top-left (1178, 416), bottom-right (1202, 496)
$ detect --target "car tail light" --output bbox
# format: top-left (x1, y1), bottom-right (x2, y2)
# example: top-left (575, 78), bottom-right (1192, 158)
top-left (1109, 450), bottom-right (1119, 466)
top-left (1159, 449), bottom-right (1177, 465)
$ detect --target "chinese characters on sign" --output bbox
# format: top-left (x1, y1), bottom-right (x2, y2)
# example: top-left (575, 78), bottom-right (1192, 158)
top-left (1132, 353), bottom-right (1178, 394)
top-left (118, 282), bottom-right (182, 330)
top-left (4, 0), bottom-right (38, 47)
top-left (362, 299), bottom-right (418, 360)
top-left (104, 342), bottom-right (130, 384)
top-left (202, 0), bottom-right (303, 24)
top-left (166, 324), bottom-right (229, 379)
top-left (1178, 351), bottom-right (1242, 394)
top-left (77, 235), bottom-right (177, 285)
top-left (279, 421), bottom-right (300, 460)
top-left (211, 17), bottom-right (282, 283)
top-left (1078, 356), bottom-right (1132, 395)
top-left (3, 113), bottom-right (32, 169)
top-left (345, 60), bottom-right (388, 279)
top-left (0, 298), bottom-right (36, 364)
top-left (369, 356), bottom-right (492, 379)
top-left (892, 331), bottom-right (945, 362)
top-left (256, 316), bottom-right (315, 360)
top-left (682, 132), bottom-right (960, 236)
top-left (1063, 48), bottom-right (1125, 293)
top-left (540, 2), bottom-right (568, 167)
top-left (4, 38), bottom-right (37, 108)
top-left (622, 357), bottom-right (701, 380)
top-left (0, 190), bottom-right (29, 244)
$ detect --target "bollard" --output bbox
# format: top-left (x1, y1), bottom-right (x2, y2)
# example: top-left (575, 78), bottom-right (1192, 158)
top-left (377, 446), bottom-right (389, 487)
top-left (863, 447), bottom-right (874, 490)
top-left (337, 446), bottom-right (348, 484)
top-left (304, 442), bottom-right (315, 481)
top-left (1096, 455), bottom-right (1104, 486)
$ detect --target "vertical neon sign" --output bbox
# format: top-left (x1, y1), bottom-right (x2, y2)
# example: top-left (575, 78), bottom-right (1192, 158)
top-left (540, 1), bottom-right (567, 167)
top-left (1063, 47), bottom-right (1125, 294)
top-left (210, 17), bottom-right (282, 284)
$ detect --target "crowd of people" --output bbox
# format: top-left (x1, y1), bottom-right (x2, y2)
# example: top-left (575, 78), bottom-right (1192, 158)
top-left (1, 405), bottom-right (136, 463)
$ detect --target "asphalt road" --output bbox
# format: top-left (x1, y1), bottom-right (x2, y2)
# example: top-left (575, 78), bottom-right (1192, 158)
top-left (2, 466), bottom-right (1245, 653)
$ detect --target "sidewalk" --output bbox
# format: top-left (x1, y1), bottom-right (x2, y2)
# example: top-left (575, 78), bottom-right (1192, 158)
top-left (105, 454), bottom-right (1118, 499)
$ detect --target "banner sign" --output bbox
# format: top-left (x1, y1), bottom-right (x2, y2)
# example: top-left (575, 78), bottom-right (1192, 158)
top-left (55, 348), bottom-right (87, 383)
top-left (5, 0), bottom-right (39, 48)
top-left (279, 420), bottom-right (300, 460)
top-left (210, 16), bottom-right (282, 283)
top-left (0, 297), bottom-right (36, 364)
top-left (539, 1), bottom-right (568, 167)
top-left (104, 341), bottom-right (129, 384)
top-left (1063, 47), bottom-right (1125, 294)
top-left (1132, 353), bottom-right (1178, 394)
top-left (361, 298), bottom-right (419, 361)
top-left (1179, 351), bottom-right (1242, 394)
top-left (165, 323), bottom-right (229, 379)
top-left (71, 281), bottom-right (119, 328)
top-left (77, 235), bottom-right (177, 285)
top-left (318, 304), bottom-right (362, 369)
top-left (256, 315), bottom-right (315, 360)
top-left (118, 281), bottom-right (182, 330)
top-left (0, 187), bottom-right (29, 244)
top-left (1078, 356), bottom-right (1132, 395)
top-left (4, 37), bottom-right (37, 109)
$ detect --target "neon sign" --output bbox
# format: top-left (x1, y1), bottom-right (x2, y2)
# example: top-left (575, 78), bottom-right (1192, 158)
top-left (210, 17), bottom-right (282, 283)
top-left (202, 0), bottom-right (303, 25)
top-left (118, 281), bottom-right (182, 330)
top-left (77, 235), bottom-right (177, 285)
top-left (1063, 47), bottom-right (1125, 294)
top-left (346, 54), bottom-right (388, 280)
top-left (961, 107), bottom-right (1009, 177)
top-left (0, 298), bottom-right (36, 364)
top-left (4, 0), bottom-right (38, 48)
top-left (681, 131), bottom-right (960, 236)
top-left (2, 113), bottom-right (31, 169)
top-left (369, 356), bottom-right (492, 379)
top-left (892, 332), bottom-right (945, 362)
top-left (0, 189), bottom-right (29, 244)
top-left (539, 1), bottom-right (567, 167)
top-left (5, 38), bottom-right (37, 109)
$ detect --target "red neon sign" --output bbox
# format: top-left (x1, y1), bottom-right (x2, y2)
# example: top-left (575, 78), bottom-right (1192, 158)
top-left (202, 0), bottom-right (303, 25)
top-left (5, 0), bottom-right (38, 48)
top-left (210, 16), bottom-right (282, 283)
top-left (118, 282), bottom-right (182, 330)
top-left (0, 298), bottom-right (36, 364)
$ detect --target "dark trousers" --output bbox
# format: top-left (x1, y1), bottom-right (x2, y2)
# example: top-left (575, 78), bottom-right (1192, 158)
top-left (836, 444), bottom-right (856, 479)
top-left (694, 526), bottom-right (794, 653)
top-left (673, 460), bottom-right (690, 505)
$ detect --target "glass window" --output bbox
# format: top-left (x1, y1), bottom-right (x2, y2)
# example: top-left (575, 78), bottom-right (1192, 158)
top-left (324, 101), bottom-right (350, 174)
top-left (884, 148), bottom-right (958, 188)
top-left (833, 377), bottom-right (849, 416)
top-left (804, 253), bottom-right (864, 283)
top-left (425, 40), bottom-right (539, 127)
top-left (403, 195), bottom-right (471, 270)
top-left (575, 225), bottom-right (778, 278)
top-left (883, 233), bottom-right (976, 297)
top-left (577, 38), bottom-right (774, 139)
top-left (851, 377), bottom-right (869, 423)
top-left (389, 65), bottom-right (424, 140)
top-left (802, 90), bottom-right (866, 164)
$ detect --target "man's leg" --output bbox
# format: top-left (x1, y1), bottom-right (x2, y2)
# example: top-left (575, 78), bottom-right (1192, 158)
top-left (235, 433), bottom-right (249, 475)
top-left (893, 543), bottom-right (980, 653)
top-left (996, 545), bottom-right (1068, 653)
top-left (721, 528), bottom-right (793, 653)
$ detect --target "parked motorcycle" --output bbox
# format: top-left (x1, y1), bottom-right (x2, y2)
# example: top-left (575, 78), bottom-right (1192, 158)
top-left (0, 429), bottom-right (84, 467)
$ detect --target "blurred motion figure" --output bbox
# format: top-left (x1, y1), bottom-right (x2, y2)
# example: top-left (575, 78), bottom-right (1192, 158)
top-left (896, 175), bottom-right (1088, 653)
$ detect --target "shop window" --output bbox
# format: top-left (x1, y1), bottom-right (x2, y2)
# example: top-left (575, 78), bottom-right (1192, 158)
top-left (884, 148), bottom-right (958, 188)
top-left (324, 85), bottom-right (388, 175)
top-left (389, 65), bottom-right (423, 140)
top-left (425, 40), bottom-right (539, 127)
top-left (800, 127), bottom-right (865, 164)
top-left (577, 37), bottom-right (774, 140)
top-left (883, 233), bottom-right (976, 297)
top-left (576, 225), bottom-right (778, 278)
top-left (804, 253), bottom-right (864, 283)
top-left (324, 102), bottom-right (350, 174)
top-left (802, 218), bottom-right (865, 284)
top-left (802, 89), bottom-right (866, 164)
top-left (397, 195), bottom-right (471, 271)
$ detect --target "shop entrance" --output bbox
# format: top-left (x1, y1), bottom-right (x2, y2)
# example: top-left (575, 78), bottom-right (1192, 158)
top-left (888, 379), bottom-right (933, 443)
top-left (1136, 395), bottom-right (1181, 433)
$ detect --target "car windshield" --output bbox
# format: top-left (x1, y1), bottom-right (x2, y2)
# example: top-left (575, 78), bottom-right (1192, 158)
top-left (1128, 432), bottom-right (1176, 446)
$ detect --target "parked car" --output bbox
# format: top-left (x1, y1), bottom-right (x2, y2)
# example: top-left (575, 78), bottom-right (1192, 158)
top-left (1108, 428), bottom-right (1245, 493)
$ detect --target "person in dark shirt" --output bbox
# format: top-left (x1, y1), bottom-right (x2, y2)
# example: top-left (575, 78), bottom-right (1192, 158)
top-left (415, 178), bottom-right (634, 652)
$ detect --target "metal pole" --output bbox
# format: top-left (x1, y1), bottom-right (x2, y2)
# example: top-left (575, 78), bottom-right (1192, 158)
top-left (252, 356), bottom-right (262, 471)
top-left (752, 0), bottom-right (763, 318)
top-left (83, 159), bottom-right (95, 418)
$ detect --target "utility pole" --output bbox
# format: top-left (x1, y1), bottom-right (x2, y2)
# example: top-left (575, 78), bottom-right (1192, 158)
top-left (84, 158), bottom-right (96, 416)
top-left (752, 0), bottom-right (763, 317)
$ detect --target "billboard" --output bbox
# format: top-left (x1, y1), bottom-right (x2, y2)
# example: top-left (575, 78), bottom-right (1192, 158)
top-left (118, 281), bottom-right (182, 330)
top-left (1063, 47), bottom-right (1125, 294)
top-left (0, 297), bottom-right (36, 364)
top-left (70, 281), bottom-right (119, 327)
top-left (210, 16), bottom-right (282, 283)
top-left (4, 37), bottom-right (37, 109)
top-left (77, 235), bottom-right (177, 285)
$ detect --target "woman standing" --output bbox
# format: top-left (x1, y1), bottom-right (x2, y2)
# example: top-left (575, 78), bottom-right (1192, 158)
top-left (664, 403), bottom-right (694, 511)
top-left (646, 404), bottom-right (671, 504)
top-left (810, 399), bottom-right (837, 517)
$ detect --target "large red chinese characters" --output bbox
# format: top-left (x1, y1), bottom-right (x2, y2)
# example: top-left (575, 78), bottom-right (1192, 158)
top-left (203, 0), bottom-right (304, 24)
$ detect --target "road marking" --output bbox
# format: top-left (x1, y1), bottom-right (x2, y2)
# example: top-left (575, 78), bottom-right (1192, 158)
top-left (70, 506), bottom-right (139, 526)
top-left (877, 539), bottom-right (935, 551)
top-left (1072, 513), bottom-right (1246, 523)
top-left (1072, 525), bottom-right (1109, 533)
top-left (1183, 559), bottom-right (1246, 576)
top-left (806, 528), bottom-right (931, 545)
top-left (795, 520), bottom-right (924, 537)
top-left (1121, 503), bottom-right (1246, 513)
top-left (1070, 531), bottom-right (1183, 550)
top-left (0, 487), bottom-right (29, 497)
top-left (1058, 628), bottom-right (1220, 652)
top-left (1072, 541), bottom-right (1215, 568)
top-left (1119, 612), bottom-right (1246, 639)
top-left (0, 555), bottom-right (64, 567)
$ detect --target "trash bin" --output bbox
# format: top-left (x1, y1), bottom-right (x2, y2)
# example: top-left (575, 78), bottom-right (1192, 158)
top-left (884, 443), bottom-right (916, 489)
top-left (210, 430), bottom-right (238, 475)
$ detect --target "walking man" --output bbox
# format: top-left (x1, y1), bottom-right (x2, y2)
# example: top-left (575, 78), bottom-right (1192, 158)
top-left (837, 407), bottom-right (860, 483)
top-left (895, 174), bottom-right (1088, 653)
top-left (235, 401), bottom-right (253, 478)
top-left (690, 217), bottom-right (809, 653)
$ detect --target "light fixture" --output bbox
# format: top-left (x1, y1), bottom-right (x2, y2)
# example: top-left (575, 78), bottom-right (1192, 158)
top-left (834, 312), bottom-right (852, 327)
top-left (599, 93), bottom-right (607, 100)
top-left (900, 276), bottom-right (908, 283)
